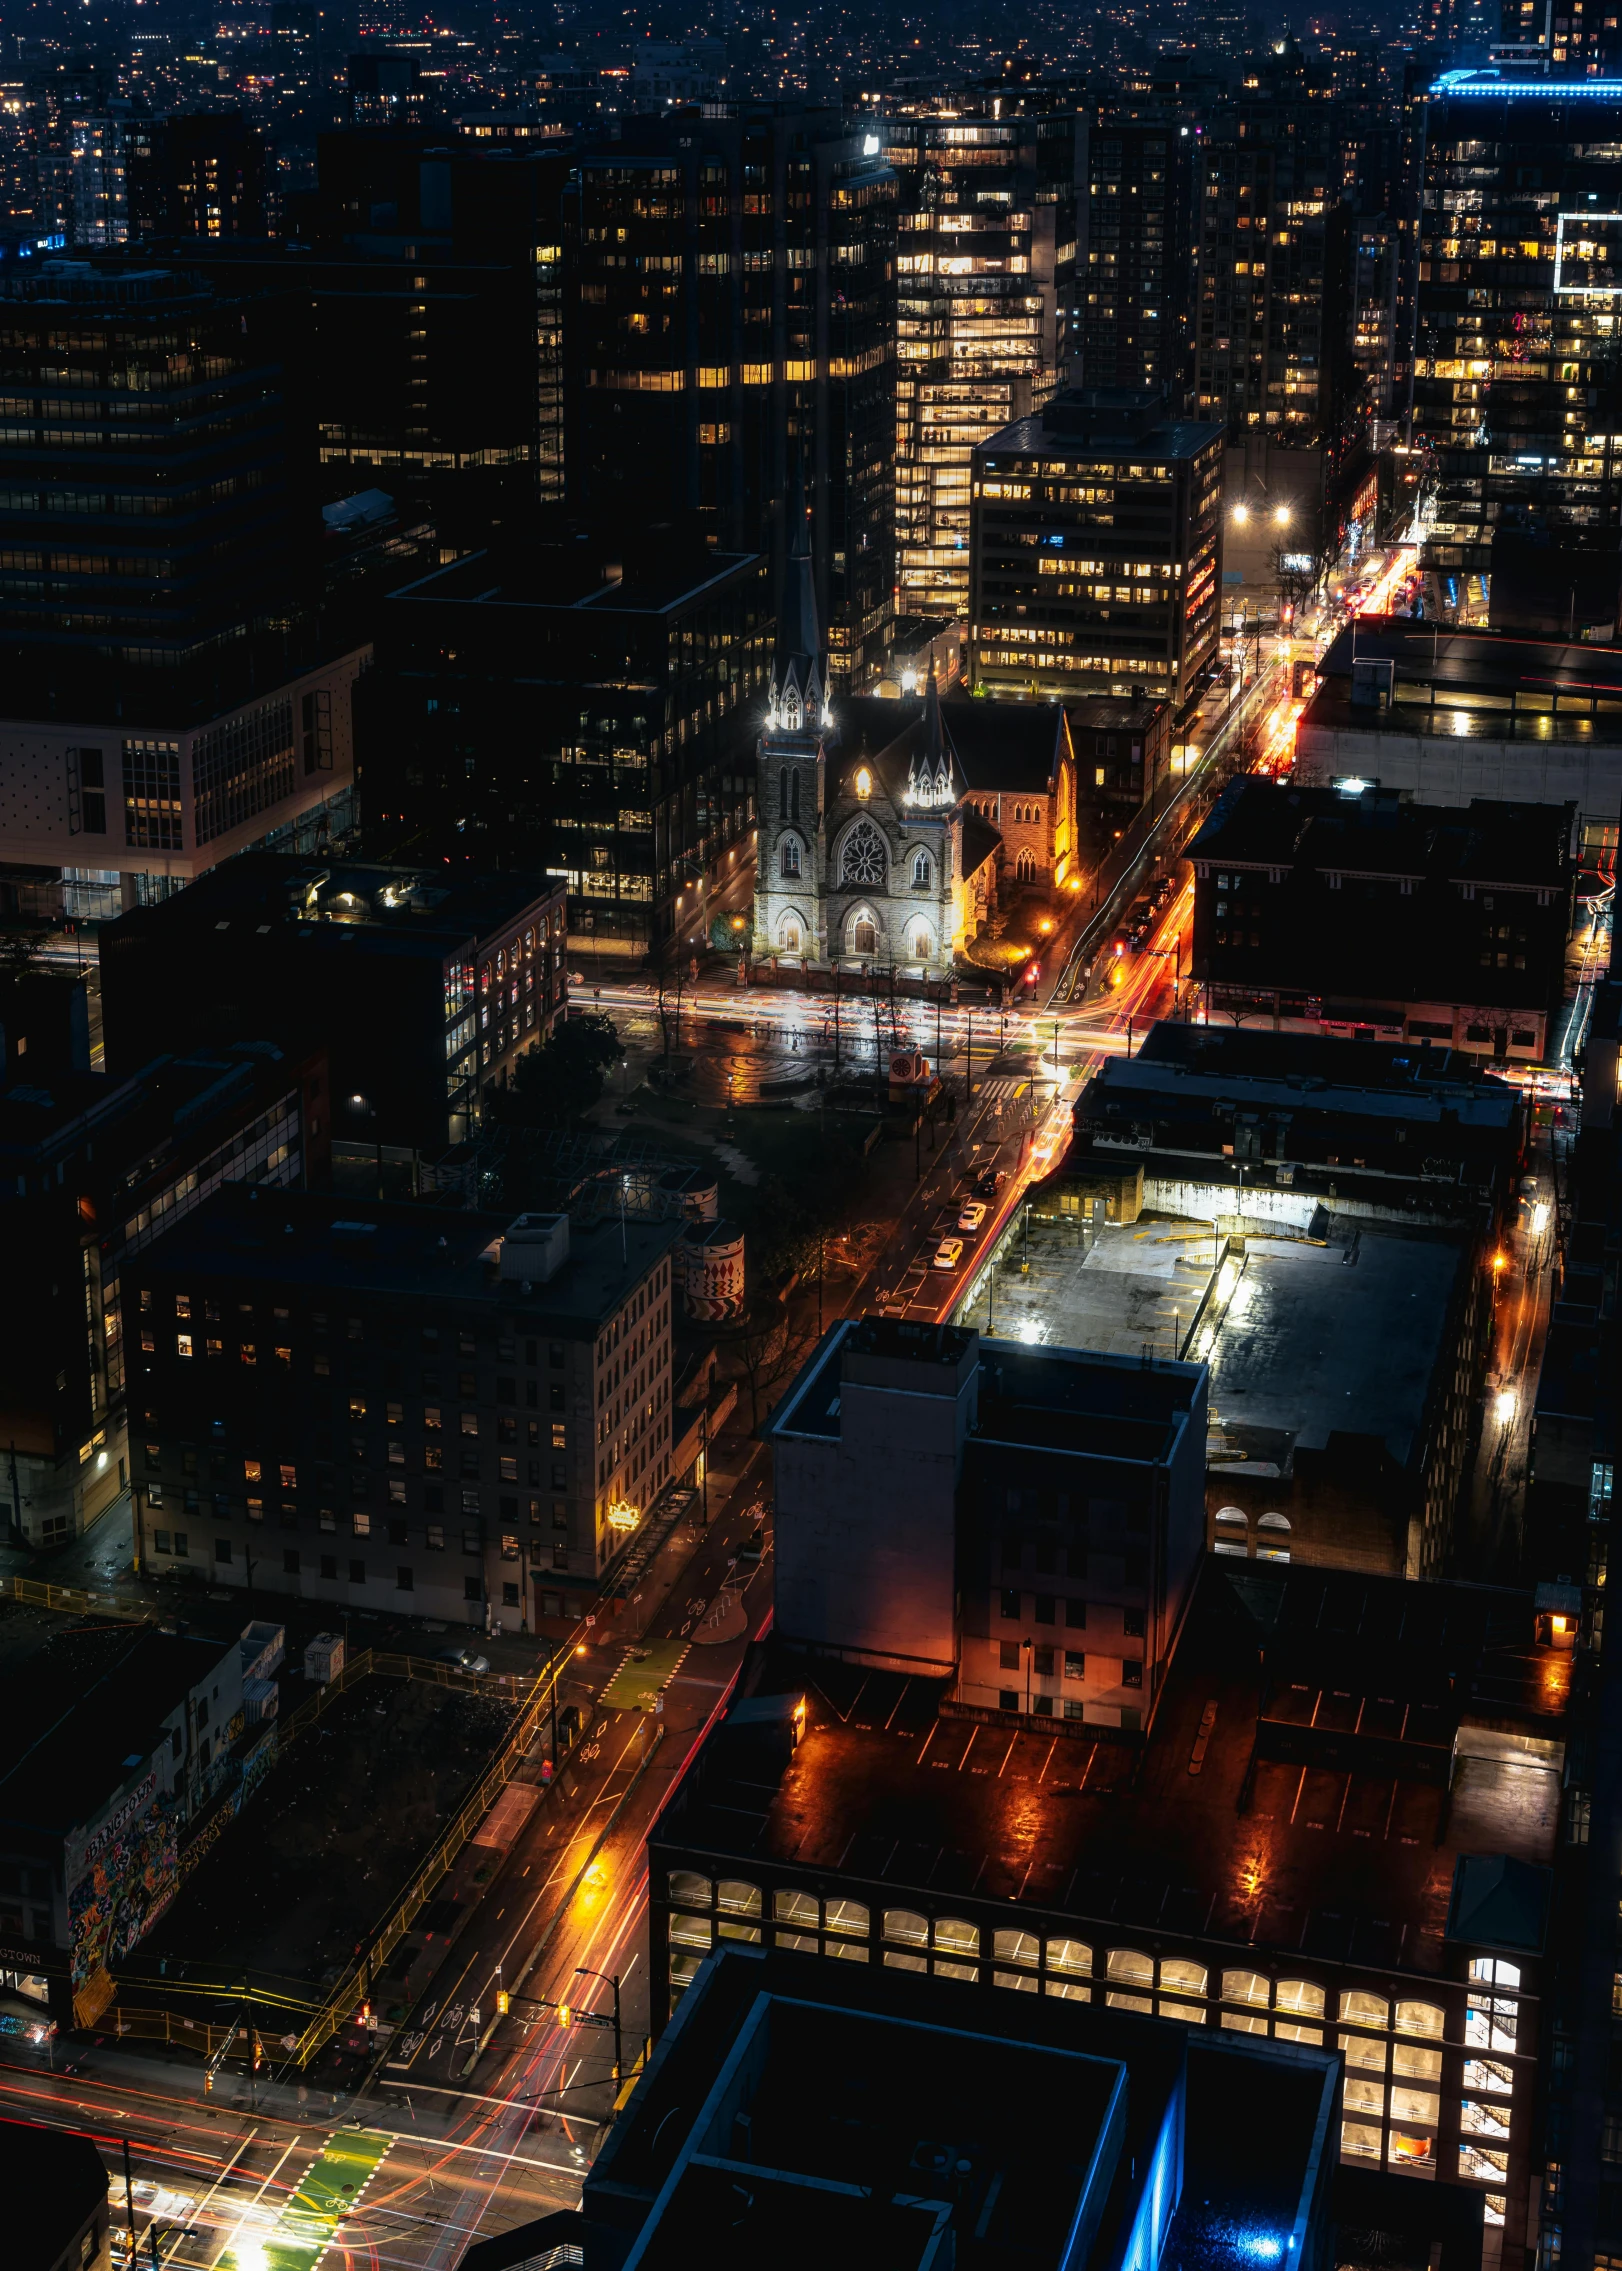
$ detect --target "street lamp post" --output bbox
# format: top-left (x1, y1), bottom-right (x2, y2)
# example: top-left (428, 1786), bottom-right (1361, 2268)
top-left (575, 1966), bottom-right (623, 2083)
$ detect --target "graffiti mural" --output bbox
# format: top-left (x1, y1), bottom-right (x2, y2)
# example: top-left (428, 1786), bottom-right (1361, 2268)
top-left (66, 1776), bottom-right (180, 1989)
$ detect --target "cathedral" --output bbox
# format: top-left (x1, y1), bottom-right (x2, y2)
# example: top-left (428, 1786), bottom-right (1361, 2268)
top-left (753, 502), bottom-right (1040, 978)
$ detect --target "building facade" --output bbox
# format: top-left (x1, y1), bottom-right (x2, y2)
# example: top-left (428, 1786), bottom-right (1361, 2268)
top-left (887, 100), bottom-right (1077, 620)
top-left (970, 388), bottom-right (1225, 721)
top-left (128, 1196), bottom-right (681, 1624)
top-left (566, 104), bottom-right (897, 689)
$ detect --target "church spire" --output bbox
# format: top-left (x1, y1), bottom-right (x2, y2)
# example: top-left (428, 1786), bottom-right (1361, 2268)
top-left (768, 460), bottom-right (830, 734)
top-left (906, 659), bottom-right (954, 807)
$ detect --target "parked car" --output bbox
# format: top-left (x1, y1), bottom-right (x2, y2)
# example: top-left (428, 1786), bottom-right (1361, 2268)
top-left (435, 1646), bottom-right (491, 1675)
top-left (972, 1167), bottom-right (1007, 1198)
top-left (957, 1201), bottom-right (987, 1232)
top-left (932, 1236), bottom-right (965, 1270)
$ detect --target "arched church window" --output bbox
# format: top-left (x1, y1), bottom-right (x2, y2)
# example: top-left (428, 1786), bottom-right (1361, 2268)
top-left (841, 819), bottom-right (886, 888)
top-left (912, 849), bottom-right (931, 887)
top-left (780, 836), bottom-right (802, 879)
top-left (791, 769), bottom-right (802, 823)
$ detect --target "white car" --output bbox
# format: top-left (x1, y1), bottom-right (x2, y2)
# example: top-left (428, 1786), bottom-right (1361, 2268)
top-left (957, 1201), bottom-right (987, 1233)
top-left (932, 1237), bottom-right (965, 1271)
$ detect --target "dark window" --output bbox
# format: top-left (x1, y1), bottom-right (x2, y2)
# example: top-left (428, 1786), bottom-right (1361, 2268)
top-left (1034, 1594), bottom-right (1056, 1624)
top-left (998, 1690), bottom-right (1019, 1712)
top-left (464, 1574), bottom-right (483, 1602)
top-left (1034, 1646), bottom-right (1055, 1677)
top-left (1123, 1608), bottom-right (1145, 1639)
top-left (1033, 1694), bottom-right (1053, 1717)
top-left (349, 1559), bottom-right (366, 1583)
top-left (497, 1377), bottom-right (516, 1405)
top-left (1065, 1598), bottom-right (1087, 1629)
top-left (283, 1548), bottom-right (299, 1574)
top-left (388, 1519), bottom-right (409, 1545)
top-left (320, 1555), bottom-right (337, 1580)
top-left (214, 1538), bottom-right (231, 1563)
top-left (1122, 1659), bottom-right (1143, 1688)
top-left (999, 1640), bottom-right (1020, 1670)
top-left (1000, 1535), bottom-right (1023, 1571)
top-left (999, 1588), bottom-right (1020, 1620)
top-left (397, 1565), bottom-right (414, 1590)
top-left (502, 1581), bottom-right (520, 1607)
top-left (549, 1343), bottom-right (565, 1369)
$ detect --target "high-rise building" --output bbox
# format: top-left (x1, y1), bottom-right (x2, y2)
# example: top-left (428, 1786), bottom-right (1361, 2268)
top-left (127, 112), bottom-right (268, 242)
top-left (1191, 57), bottom-right (1359, 587)
top-left (0, 262), bottom-right (363, 900)
top-left (886, 99), bottom-right (1077, 620)
top-left (1077, 106), bottom-right (1196, 408)
top-left (1413, 71), bottom-right (1622, 614)
top-left (969, 387), bottom-right (1224, 719)
top-left (567, 104), bottom-right (896, 689)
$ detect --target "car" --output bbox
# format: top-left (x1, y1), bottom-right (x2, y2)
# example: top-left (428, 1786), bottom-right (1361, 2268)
top-left (973, 1167), bottom-right (1007, 1197)
top-left (435, 1646), bottom-right (491, 1675)
top-left (932, 1236), bottom-right (965, 1270)
top-left (957, 1201), bottom-right (987, 1232)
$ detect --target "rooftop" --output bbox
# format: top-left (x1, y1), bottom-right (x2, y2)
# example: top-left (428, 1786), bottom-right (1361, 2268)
top-left (1305, 615), bottom-right (1622, 742)
top-left (0, 2117), bottom-right (108, 2270)
top-left (99, 856), bottom-right (559, 961)
top-left (388, 537), bottom-right (762, 619)
top-left (1189, 779), bottom-right (1574, 891)
top-left (0, 1622), bottom-right (231, 1840)
top-left (131, 1188), bottom-right (680, 1329)
top-left (658, 1560), bottom-right (1565, 1985)
top-left (587, 1946), bottom-right (1337, 2271)
top-left (977, 389), bottom-right (1224, 466)
top-left (0, 1043), bottom-right (302, 1172)
top-left (1086, 1024), bottom-right (1521, 1134)
top-left (834, 692), bottom-right (1065, 802)
top-left (769, 1320), bottom-right (1201, 1467)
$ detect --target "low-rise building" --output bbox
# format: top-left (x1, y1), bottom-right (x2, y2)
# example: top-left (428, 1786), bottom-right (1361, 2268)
top-left (650, 1559), bottom-right (1567, 2271)
top-left (1187, 779), bottom-right (1576, 1065)
top-left (1066, 692), bottom-right (1174, 816)
top-left (0, 1619), bottom-right (249, 2027)
top-left (765, 1318), bottom-right (1207, 1734)
top-left (99, 857), bottom-right (565, 1151)
top-left (1294, 618), bottom-right (1622, 861)
top-left (127, 1193), bottom-right (681, 1625)
top-left (557, 1944), bottom-right (1340, 2271)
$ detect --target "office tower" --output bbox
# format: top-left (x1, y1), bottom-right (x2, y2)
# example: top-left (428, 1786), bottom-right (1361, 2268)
top-left (0, 263), bottom-right (363, 903)
top-left (130, 1193), bottom-right (681, 1615)
top-left (127, 112), bottom-right (268, 242)
top-left (22, 54), bottom-right (117, 244)
top-left (1077, 107), bottom-right (1195, 408)
top-left (568, 104), bottom-right (896, 689)
top-left (365, 530), bottom-right (769, 958)
top-left (886, 98), bottom-right (1077, 620)
top-left (191, 130), bottom-right (571, 543)
top-left (1192, 57), bottom-right (1357, 582)
top-left (1414, 72), bottom-right (1622, 611)
top-left (969, 387), bottom-right (1224, 720)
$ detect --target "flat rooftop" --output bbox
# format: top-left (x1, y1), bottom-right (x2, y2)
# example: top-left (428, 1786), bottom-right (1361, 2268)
top-left (1189, 778), bottom-right (1573, 890)
top-left (1128, 1020), bottom-right (1521, 1119)
top-left (592, 1946), bottom-right (1337, 2271)
top-left (978, 408), bottom-right (1224, 464)
top-left (0, 1622), bottom-right (227, 1840)
top-left (1306, 615), bottom-right (1622, 743)
top-left (100, 855), bottom-right (558, 955)
top-left (660, 1560), bottom-right (1565, 1982)
top-left (1196, 1219), bottom-right (1469, 1476)
top-left (769, 1320), bottom-right (1202, 1466)
top-left (132, 1189), bottom-right (681, 1330)
top-left (389, 538), bottom-right (761, 618)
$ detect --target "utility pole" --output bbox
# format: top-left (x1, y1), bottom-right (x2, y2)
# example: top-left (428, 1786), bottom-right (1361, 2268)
top-left (576, 1966), bottom-right (623, 2083)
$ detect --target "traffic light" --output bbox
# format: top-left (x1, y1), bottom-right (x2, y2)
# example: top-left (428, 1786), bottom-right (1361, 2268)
top-left (557, 2003), bottom-right (571, 2029)
top-left (496, 1989), bottom-right (510, 2016)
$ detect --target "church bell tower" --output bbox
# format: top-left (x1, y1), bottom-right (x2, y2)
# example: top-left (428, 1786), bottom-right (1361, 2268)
top-left (752, 474), bottom-right (834, 966)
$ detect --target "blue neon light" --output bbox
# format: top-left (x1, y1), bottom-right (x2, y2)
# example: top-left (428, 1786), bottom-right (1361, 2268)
top-left (1240, 2240), bottom-right (1285, 2264)
top-left (1429, 67), bottom-right (1622, 95)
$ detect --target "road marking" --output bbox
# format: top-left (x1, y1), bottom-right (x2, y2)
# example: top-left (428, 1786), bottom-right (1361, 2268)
top-left (219, 2127), bottom-right (391, 2271)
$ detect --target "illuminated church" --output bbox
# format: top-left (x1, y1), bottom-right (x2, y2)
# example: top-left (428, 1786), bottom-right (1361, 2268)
top-left (753, 502), bottom-right (1061, 977)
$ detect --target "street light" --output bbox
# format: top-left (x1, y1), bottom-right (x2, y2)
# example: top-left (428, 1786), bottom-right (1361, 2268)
top-left (575, 1965), bottom-right (624, 2082)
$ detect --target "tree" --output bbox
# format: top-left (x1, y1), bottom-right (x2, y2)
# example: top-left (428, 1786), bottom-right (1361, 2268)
top-left (491, 1014), bottom-right (623, 1130)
